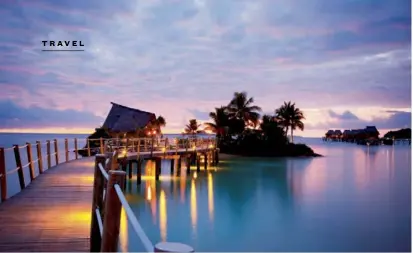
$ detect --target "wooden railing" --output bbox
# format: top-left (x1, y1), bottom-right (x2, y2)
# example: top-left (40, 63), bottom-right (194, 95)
top-left (91, 151), bottom-right (195, 252)
top-left (0, 136), bottom-right (217, 202)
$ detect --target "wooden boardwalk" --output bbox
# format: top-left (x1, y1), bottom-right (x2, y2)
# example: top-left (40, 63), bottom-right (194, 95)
top-left (0, 158), bottom-right (94, 252)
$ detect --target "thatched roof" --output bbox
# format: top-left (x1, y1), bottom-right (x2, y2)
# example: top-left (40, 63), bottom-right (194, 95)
top-left (365, 126), bottom-right (379, 134)
top-left (326, 130), bottom-right (334, 135)
top-left (333, 130), bottom-right (342, 135)
top-left (102, 102), bottom-right (156, 133)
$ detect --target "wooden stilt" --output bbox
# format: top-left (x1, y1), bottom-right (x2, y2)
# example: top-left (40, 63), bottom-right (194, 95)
top-left (128, 161), bottom-right (133, 179)
top-left (186, 156), bottom-right (191, 175)
top-left (155, 158), bottom-right (161, 181)
top-left (196, 156), bottom-right (200, 172)
top-left (170, 159), bottom-right (175, 175)
top-left (137, 159), bottom-right (142, 185)
top-left (204, 154), bottom-right (207, 170)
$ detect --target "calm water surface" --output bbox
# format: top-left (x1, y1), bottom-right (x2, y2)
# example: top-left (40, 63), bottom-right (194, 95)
top-left (1, 134), bottom-right (410, 251)
top-left (120, 140), bottom-right (411, 252)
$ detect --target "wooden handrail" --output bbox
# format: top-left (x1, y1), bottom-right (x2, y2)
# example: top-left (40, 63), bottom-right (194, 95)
top-left (0, 136), bottom-right (218, 205)
top-left (90, 151), bottom-right (196, 252)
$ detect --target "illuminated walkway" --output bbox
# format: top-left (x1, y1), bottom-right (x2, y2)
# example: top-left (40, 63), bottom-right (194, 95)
top-left (0, 158), bottom-right (94, 252)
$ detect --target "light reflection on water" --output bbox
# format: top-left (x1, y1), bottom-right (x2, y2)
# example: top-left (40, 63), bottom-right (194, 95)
top-left (119, 142), bottom-right (411, 252)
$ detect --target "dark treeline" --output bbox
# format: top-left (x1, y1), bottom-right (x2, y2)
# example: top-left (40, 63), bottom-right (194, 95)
top-left (384, 128), bottom-right (411, 139)
top-left (197, 91), bottom-right (320, 157)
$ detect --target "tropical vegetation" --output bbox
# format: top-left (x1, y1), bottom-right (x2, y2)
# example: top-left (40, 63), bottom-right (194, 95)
top-left (202, 91), bottom-right (319, 157)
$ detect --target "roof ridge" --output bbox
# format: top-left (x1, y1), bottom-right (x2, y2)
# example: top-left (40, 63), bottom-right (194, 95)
top-left (110, 102), bottom-right (155, 115)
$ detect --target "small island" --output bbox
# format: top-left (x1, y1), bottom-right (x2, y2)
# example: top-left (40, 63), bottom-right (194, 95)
top-left (201, 91), bottom-right (321, 157)
top-left (383, 128), bottom-right (411, 139)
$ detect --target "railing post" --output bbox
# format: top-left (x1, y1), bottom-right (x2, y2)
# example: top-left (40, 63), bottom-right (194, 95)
top-left (100, 138), bottom-right (104, 154)
top-left (54, 139), bottom-right (59, 165)
top-left (90, 154), bottom-right (107, 252)
top-left (36, 141), bottom-right (44, 174)
top-left (46, 140), bottom-right (51, 169)
top-left (0, 147), bottom-right (7, 201)
top-left (101, 170), bottom-right (126, 252)
top-left (26, 142), bottom-right (35, 181)
top-left (74, 138), bottom-right (79, 159)
top-left (150, 137), bottom-right (154, 157)
top-left (87, 138), bottom-right (91, 157)
top-left (137, 139), bottom-right (141, 159)
top-left (13, 145), bottom-right (25, 190)
top-left (64, 138), bottom-right (69, 162)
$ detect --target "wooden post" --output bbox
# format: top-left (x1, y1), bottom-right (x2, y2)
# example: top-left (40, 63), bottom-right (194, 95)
top-left (125, 138), bottom-right (129, 151)
top-left (13, 145), bottom-right (25, 190)
top-left (54, 139), bottom-right (59, 165)
top-left (46, 140), bottom-right (51, 169)
top-left (175, 138), bottom-right (178, 155)
top-left (74, 138), bottom-right (79, 159)
top-left (170, 159), bottom-right (175, 175)
top-left (87, 138), bottom-right (91, 157)
top-left (137, 159), bottom-right (142, 185)
top-left (154, 242), bottom-right (194, 252)
top-left (100, 138), bottom-right (104, 154)
top-left (26, 143), bottom-right (35, 181)
top-left (128, 161), bottom-right (133, 179)
top-left (137, 139), bottom-right (141, 158)
top-left (164, 138), bottom-right (168, 155)
top-left (144, 138), bottom-right (148, 151)
top-left (64, 138), bottom-right (69, 162)
top-left (0, 147), bottom-right (7, 201)
top-left (186, 156), bottom-right (191, 175)
top-left (150, 137), bottom-right (154, 157)
top-left (101, 170), bottom-right (126, 252)
top-left (155, 158), bottom-right (161, 181)
top-left (36, 141), bottom-right (44, 174)
top-left (215, 149), bottom-right (219, 165)
top-left (90, 154), bottom-right (107, 252)
top-left (196, 156), bottom-right (200, 172)
top-left (204, 154), bottom-right (207, 171)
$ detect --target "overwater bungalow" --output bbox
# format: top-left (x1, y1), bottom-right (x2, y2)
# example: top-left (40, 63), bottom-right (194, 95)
top-left (102, 102), bottom-right (158, 138)
top-left (323, 129), bottom-right (342, 141)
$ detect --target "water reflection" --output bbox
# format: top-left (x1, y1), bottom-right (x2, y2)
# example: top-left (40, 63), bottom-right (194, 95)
top-left (120, 208), bottom-right (128, 252)
top-left (159, 190), bottom-right (167, 242)
top-left (190, 179), bottom-right (197, 236)
top-left (207, 172), bottom-right (214, 222)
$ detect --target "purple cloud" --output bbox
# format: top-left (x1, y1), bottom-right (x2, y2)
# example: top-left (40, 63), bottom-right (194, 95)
top-left (0, 0), bottom-right (410, 134)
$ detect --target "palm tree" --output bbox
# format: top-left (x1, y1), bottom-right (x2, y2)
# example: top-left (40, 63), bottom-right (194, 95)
top-left (227, 91), bottom-right (262, 127)
top-left (275, 101), bottom-right (305, 143)
top-left (184, 119), bottom-right (202, 135)
top-left (204, 106), bottom-right (229, 137)
top-left (146, 115), bottom-right (166, 135)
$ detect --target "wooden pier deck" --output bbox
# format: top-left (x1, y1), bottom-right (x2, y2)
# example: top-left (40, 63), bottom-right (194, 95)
top-left (0, 158), bottom-right (94, 252)
top-left (0, 136), bottom-right (217, 252)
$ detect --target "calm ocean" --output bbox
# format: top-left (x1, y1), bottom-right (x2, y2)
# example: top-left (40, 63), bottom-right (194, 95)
top-left (0, 133), bottom-right (410, 251)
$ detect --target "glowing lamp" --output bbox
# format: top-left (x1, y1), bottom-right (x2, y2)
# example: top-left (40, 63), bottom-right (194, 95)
top-left (162, 147), bottom-right (166, 152)
top-left (152, 130), bottom-right (156, 135)
top-left (193, 172), bottom-right (197, 179)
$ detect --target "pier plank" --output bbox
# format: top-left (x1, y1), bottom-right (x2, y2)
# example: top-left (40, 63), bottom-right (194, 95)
top-left (0, 158), bottom-right (94, 252)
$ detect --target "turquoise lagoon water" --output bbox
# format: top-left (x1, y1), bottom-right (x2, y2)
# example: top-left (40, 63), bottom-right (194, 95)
top-left (0, 134), bottom-right (411, 251)
top-left (119, 138), bottom-right (411, 252)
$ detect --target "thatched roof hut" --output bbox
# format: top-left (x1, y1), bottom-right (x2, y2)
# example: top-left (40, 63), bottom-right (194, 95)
top-left (325, 130), bottom-right (334, 136)
top-left (102, 102), bottom-right (156, 135)
top-left (333, 130), bottom-right (342, 136)
top-left (364, 126), bottom-right (379, 138)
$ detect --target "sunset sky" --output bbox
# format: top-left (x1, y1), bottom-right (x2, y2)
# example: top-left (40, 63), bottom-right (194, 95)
top-left (0, 0), bottom-right (411, 137)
